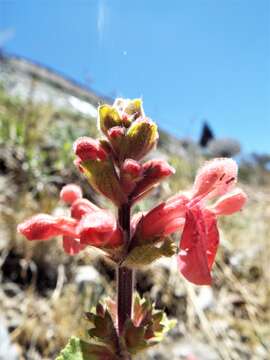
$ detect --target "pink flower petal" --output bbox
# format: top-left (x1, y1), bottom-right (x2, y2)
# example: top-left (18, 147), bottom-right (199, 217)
top-left (178, 207), bottom-right (211, 285)
top-left (63, 236), bottom-right (85, 255)
top-left (78, 211), bottom-right (123, 248)
top-left (203, 209), bottom-right (219, 269)
top-left (138, 194), bottom-right (188, 240)
top-left (178, 206), bottom-right (219, 285)
top-left (71, 198), bottom-right (100, 220)
top-left (17, 214), bottom-right (77, 241)
top-left (211, 188), bottom-right (247, 215)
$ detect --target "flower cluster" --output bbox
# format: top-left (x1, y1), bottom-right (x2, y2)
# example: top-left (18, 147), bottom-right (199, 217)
top-left (18, 98), bottom-right (247, 287)
top-left (18, 184), bottom-right (123, 255)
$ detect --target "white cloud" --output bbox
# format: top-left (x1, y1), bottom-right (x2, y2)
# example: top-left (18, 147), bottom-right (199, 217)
top-left (97, 0), bottom-right (107, 44)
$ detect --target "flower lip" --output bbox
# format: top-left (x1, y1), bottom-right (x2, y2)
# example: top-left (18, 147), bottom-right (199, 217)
top-left (178, 205), bottom-right (217, 286)
top-left (210, 188), bottom-right (247, 215)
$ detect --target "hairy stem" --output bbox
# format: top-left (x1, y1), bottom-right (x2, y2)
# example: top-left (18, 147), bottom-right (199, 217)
top-left (117, 203), bottom-right (134, 343)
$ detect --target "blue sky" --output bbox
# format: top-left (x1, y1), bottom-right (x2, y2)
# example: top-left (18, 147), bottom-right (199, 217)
top-left (0, 0), bottom-right (269, 154)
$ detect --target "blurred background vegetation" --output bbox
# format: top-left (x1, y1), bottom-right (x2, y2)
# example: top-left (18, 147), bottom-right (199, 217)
top-left (0, 55), bottom-right (270, 360)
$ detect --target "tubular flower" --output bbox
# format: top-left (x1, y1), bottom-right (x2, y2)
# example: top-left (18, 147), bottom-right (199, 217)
top-left (17, 214), bottom-right (78, 241)
top-left (134, 158), bottom-right (247, 285)
top-left (178, 158), bottom-right (247, 285)
top-left (17, 184), bottom-right (123, 255)
top-left (78, 211), bottom-right (123, 248)
top-left (134, 194), bottom-right (188, 242)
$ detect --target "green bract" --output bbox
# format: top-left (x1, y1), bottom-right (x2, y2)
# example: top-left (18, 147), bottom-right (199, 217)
top-left (80, 159), bottom-right (127, 206)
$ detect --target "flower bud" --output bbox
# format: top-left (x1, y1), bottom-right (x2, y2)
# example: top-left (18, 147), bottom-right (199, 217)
top-left (98, 104), bottom-right (122, 135)
top-left (73, 137), bottom-right (107, 161)
top-left (122, 159), bottom-right (143, 178)
top-left (120, 159), bottom-right (143, 194)
top-left (125, 118), bottom-right (158, 161)
top-left (120, 98), bottom-right (144, 119)
top-left (131, 159), bottom-right (175, 201)
top-left (80, 158), bottom-right (127, 206)
top-left (107, 126), bottom-right (125, 139)
top-left (107, 126), bottom-right (126, 159)
top-left (60, 184), bottom-right (82, 204)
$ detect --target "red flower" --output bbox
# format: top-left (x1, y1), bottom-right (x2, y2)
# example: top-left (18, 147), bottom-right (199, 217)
top-left (178, 206), bottom-right (218, 285)
top-left (78, 210), bottom-right (123, 248)
top-left (17, 214), bottom-right (77, 241)
top-left (17, 184), bottom-right (123, 255)
top-left (178, 158), bottom-right (247, 285)
top-left (134, 158), bottom-right (247, 285)
top-left (135, 194), bottom-right (188, 240)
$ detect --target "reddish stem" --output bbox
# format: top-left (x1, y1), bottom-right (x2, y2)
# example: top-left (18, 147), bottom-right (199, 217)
top-left (117, 203), bottom-right (134, 358)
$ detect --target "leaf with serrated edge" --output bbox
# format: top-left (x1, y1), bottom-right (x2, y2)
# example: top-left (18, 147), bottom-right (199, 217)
top-left (55, 336), bottom-right (117, 360)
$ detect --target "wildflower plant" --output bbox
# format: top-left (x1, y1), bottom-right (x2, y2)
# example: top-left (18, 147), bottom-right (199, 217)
top-left (18, 99), bottom-right (247, 359)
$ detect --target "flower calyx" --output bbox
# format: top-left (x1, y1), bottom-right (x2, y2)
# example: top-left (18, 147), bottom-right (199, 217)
top-left (98, 98), bottom-right (159, 163)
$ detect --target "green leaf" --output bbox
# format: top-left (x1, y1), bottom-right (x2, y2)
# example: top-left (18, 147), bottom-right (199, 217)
top-left (123, 239), bottom-right (176, 267)
top-left (85, 304), bottom-right (119, 351)
top-left (56, 337), bottom-right (117, 360)
top-left (81, 158), bottom-right (127, 206)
